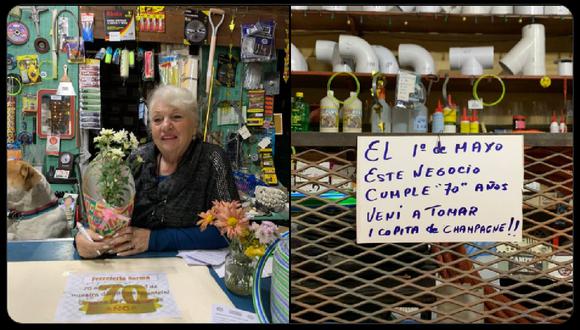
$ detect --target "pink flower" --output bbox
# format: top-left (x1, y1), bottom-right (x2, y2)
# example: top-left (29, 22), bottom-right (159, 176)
top-left (213, 201), bottom-right (249, 240)
top-left (252, 221), bottom-right (278, 245)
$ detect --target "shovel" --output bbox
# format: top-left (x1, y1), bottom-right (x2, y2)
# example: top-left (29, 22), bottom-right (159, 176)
top-left (205, 8), bottom-right (225, 93)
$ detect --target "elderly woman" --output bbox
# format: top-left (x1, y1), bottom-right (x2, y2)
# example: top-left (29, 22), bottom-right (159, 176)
top-left (76, 85), bottom-right (239, 258)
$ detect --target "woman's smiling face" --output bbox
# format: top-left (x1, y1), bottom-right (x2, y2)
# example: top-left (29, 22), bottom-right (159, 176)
top-left (150, 101), bottom-right (196, 160)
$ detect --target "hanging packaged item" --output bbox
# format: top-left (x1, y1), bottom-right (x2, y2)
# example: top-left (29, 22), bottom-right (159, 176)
top-left (16, 54), bottom-right (41, 85)
top-left (263, 95), bottom-right (274, 129)
top-left (259, 148), bottom-right (278, 185)
top-left (137, 6), bottom-right (165, 33)
top-left (241, 20), bottom-right (276, 62)
top-left (120, 49), bottom-right (130, 80)
top-left (243, 62), bottom-right (262, 90)
top-left (63, 36), bottom-right (85, 63)
top-left (81, 13), bottom-right (94, 42)
top-left (79, 59), bottom-right (102, 130)
top-left (158, 53), bottom-right (179, 86)
top-left (247, 89), bottom-right (265, 127)
top-left (184, 9), bottom-right (208, 45)
top-left (217, 54), bottom-right (238, 87)
top-left (104, 9), bottom-right (136, 41)
top-left (263, 71), bottom-right (280, 96)
top-left (21, 93), bottom-right (38, 114)
top-left (143, 50), bottom-right (155, 81)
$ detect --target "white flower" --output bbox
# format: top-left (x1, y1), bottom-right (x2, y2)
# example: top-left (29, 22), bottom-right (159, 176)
top-left (99, 128), bottom-right (114, 137)
top-left (113, 130), bottom-right (128, 143)
top-left (109, 148), bottom-right (125, 158)
top-left (129, 133), bottom-right (139, 149)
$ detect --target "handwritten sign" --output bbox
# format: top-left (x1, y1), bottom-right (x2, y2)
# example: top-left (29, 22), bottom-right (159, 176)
top-left (356, 136), bottom-right (523, 243)
top-left (55, 272), bottom-right (180, 321)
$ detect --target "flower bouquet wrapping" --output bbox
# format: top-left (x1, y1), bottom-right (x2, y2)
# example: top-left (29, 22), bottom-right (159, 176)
top-left (198, 200), bottom-right (279, 296)
top-left (82, 129), bottom-right (141, 237)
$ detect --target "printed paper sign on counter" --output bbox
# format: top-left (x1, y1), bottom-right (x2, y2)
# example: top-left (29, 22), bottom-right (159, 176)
top-left (356, 136), bottom-right (523, 243)
top-left (55, 272), bottom-right (180, 321)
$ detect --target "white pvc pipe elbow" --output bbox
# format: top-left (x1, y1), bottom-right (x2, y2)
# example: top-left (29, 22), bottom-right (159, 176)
top-left (491, 6), bottom-right (513, 15)
top-left (500, 24), bottom-right (545, 75)
top-left (290, 43), bottom-right (308, 71)
top-left (398, 44), bottom-right (436, 75)
top-left (372, 45), bottom-right (399, 74)
top-left (338, 35), bottom-right (379, 73)
top-left (415, 6), bottom-right (441, 13)
top-left (449, 46), bottom-right (494, 75)
top-left (315, 40), bottom-right (352, 72)
top-left (462, 6), bottom-right (491, 14)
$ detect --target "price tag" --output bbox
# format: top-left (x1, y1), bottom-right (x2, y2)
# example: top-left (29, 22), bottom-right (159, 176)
top-left (258, 137), bottom-right (271, 149)
top-left (396, 71), bottom-right (417, 102)
top-left (238, 125), bottom-right (251, 140)
top-left (54, 169), bottom-right (70, 179)
top-left (468, 99), bottom-right (484, 110)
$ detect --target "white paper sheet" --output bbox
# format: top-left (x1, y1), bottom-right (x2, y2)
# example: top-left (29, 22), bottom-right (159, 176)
top-left (54, 272), bottom-right (181, 322)
top-left (177, 248), bottom-right (229, 266)
top-left (211, 304), bottom-right (258, 323)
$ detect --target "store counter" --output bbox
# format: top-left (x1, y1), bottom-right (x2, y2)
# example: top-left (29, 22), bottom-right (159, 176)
top-left (7, 239), bottom-right (257, 323)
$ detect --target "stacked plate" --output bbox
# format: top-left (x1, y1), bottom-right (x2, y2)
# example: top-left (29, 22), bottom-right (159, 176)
top-left (270, 236), bottom-right (289, 323)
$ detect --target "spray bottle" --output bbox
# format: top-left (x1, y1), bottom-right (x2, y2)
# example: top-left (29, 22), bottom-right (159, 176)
top-left (470, 109), bottom-right (480, 133)
top-left (432, 100), bottom-right (444, 133)
top-left (342, 91), bottom-right (362, 133)
top-left (371, 82), bottom-right (392, 133)
top-left (443, 94), bottom-right (457, 133)
top-left (550, 112), bottom-right (560, 133)
top-left (559, 111), bottom-right (567, 133)
top-left (320, 90), bottom-right (340, 132)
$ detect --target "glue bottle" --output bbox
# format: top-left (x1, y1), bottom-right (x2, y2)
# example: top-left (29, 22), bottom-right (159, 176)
top-left (431, 99), bottom-right (444, 133)
top-left (443, 95), bottom-right (457, 133)
top-left (470, 109), bottom-right (480, 133)
top-left (320, 90), bottom-right (340, 132)
top-left (550, 112), bottom-right (560, 133)
top-left (371, 83), bottom-right (392, 133)
top-left (460, 107), bottom-right (470, 133)
top-left (342, 91), bottom-right (362, 133)
top-left (559, 112), bottom-right (567, 133)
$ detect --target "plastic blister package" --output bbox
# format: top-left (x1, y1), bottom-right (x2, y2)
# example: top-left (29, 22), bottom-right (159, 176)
top-left (241, 20), bottom-right (276, 62)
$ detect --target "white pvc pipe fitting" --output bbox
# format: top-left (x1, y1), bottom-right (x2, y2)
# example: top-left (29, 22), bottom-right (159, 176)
top-left (290, 43), bottom-right (309, 71)
top-left (415, 6), bottom-right (441, 13)
top-left (557, 59), bottom-right (573, 76)
top-left (362, 6), bottom-right (393, 12)
top-left (514, 6), bottom-right (544, 15)
top-left (462, 6), bottom-right (492, 14)
top-left (372, 45), bottom-right (399, 74)
top-left (398, 44), bottom-right (436, 75)
top-left (291, 6), bottom-right (308, 10)
top-left (449, 46), bottom-right (494, 75)
top-left (491, 6), bottom-right (513, 15)
top-left (500, 24), bottom-right (545, 75)
top-left (315, 40), bottom-right (352, 72)
top-left (338, 35), bottom-right (379, 73)
top-left (544, 6), bottom-right (572, 15)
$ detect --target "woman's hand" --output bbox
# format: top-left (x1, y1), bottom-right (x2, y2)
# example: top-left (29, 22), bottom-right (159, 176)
top-left (108, 226), bottom-right (151, 256)
top-left (75, 229), bottom-right (111, 259)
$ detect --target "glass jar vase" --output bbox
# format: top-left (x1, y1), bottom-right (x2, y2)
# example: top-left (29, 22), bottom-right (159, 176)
top-left (224, 238), bottom-right (257, 296)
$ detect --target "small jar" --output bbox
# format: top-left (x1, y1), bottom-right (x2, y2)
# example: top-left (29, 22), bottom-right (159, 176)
top-left (513, 115), bottom-right (526, 130)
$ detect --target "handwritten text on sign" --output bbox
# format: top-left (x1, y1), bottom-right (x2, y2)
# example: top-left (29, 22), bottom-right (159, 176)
top-left (356, 136), bottom-right (523, 243)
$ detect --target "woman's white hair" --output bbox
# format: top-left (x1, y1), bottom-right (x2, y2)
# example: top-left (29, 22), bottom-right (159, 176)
top-left (147, 85), bottom-right (199, 131)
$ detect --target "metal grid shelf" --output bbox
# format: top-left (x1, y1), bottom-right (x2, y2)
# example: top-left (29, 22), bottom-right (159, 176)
top-left (291, 145), bottom-right (572, 324)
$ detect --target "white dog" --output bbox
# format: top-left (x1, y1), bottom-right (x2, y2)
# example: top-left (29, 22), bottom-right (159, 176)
top-left (7, 160), bottom-right (70, 240)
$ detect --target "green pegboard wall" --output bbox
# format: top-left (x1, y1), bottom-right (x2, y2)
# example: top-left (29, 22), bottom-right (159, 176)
top-left (7, 5), bottom-right (80, 190)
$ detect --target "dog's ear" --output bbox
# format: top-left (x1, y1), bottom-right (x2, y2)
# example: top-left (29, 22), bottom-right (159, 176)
top-left (20, 162), bottom-right (40, 191)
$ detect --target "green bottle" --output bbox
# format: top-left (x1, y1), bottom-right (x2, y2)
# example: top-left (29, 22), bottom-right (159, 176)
top-left (291, 92), bottom-right (310, 131)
